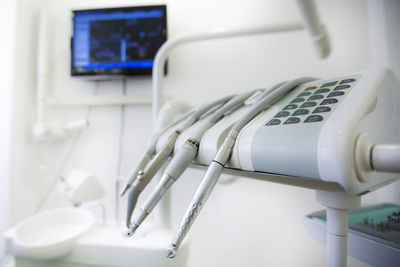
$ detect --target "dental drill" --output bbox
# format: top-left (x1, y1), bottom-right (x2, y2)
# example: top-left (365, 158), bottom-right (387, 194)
top-left (126, 89), bottom-right (262, 236)
top-left (120, 102), bottom-right (225, 198)
top-left (165, 77), bottom-right (316, 258)
top-left (123, 95), bottom-right (234, 227)
top-left (120, 109), bottom-right (195, 197)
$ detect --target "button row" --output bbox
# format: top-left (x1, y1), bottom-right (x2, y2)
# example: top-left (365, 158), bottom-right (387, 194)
top-left (266, 115), bottom-right (324, 126)
top-left (302, 77), bottom-right (355, 93)
top-left (266, 77), bottom-right (356, 127)
top-left (274, 106), bottom-right (331, 118)
top-left (284, 97), bottom-right (338, 111)
top-left (291, 93), bottom-right (333, 104)
top-left (296, 87), bottom-right (345, 102)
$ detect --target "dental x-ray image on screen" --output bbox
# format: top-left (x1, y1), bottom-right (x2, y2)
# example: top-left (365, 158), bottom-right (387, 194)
top-left (71, 5), bottom-right (167, 77)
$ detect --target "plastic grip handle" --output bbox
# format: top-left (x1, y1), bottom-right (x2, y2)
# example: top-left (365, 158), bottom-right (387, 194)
top-left (165, 142), bottom-right (198, 179)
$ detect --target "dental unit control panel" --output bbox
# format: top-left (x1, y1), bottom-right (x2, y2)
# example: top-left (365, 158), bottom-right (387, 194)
top-left (231, 68), bottom-right (400, 195)
top-left (164, 68), bottom-right (400, 194)
top-left (125, 68), bottom-right (400, 266)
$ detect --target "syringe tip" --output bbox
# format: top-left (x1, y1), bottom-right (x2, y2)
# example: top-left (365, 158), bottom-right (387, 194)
top-left (126, 223), bottom-right (138, 237)
top-left (126, 229), bottom-right (133, 237)
top-left (120, 184), bottom-right (131, 197)
top-left (165, 247), bottom-right (177, 259)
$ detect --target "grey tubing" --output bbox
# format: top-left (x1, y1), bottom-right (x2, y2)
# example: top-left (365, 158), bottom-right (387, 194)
top-left (208, 89), bottom-right (261, 124)
top-left (233, 77), bottom-right (315, 131)
top-left (191, 95), bottom-right (235, 121)
top-left (126, 186), bottom-right (141, 227)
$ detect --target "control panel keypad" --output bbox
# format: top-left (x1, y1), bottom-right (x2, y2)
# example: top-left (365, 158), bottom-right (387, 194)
top-left (308, 94), bottom-right (324, 101)
top-left (275, 111), bottom-right (290, 118)
top-left (313, 106), bottom-right (331, 113)
top-left (320, 98), bottom-right (338, 105)
top-left (304, 86), bottom-right (317, 91)
top-left (283, 104), bottom-right (297, 110)
top-left (315, 88), bottom-right (330, 94)
top-left (266, 77), bottom-right (357, 126)
top-left (291, 97), bottom-right (306, 103)
top-left (292, 109), bottom-right (309, 116)
top-left (267, 119), bottom-right (281, 126)
top-left (328, 91), bottom-right (344, 98)
top-left (334, 85), bottom-right (351, 90)
top-left (298, 92), bottom-right (312, 97)
top-left (300, 102), bottom-right (317, 108)
top-left (284, 117), bottom-right (301, 124)
top-left (304, 115), bottom-right (323, 123)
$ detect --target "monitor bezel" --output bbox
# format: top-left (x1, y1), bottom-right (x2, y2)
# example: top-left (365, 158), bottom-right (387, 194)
top-left (70, 5), bottom-right (167, 77)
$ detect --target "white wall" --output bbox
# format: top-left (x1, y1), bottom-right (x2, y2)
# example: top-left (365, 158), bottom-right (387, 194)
top-left (0, 0), bottom-right (17, 262)
top-left (8, 0), bottom-right (46, 227)
top-left (5, 0), bottom-right (399, 266)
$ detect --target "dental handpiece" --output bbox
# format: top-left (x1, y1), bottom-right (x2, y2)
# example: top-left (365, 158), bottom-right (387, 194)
top-left (120, 109), bottom-right (195, 198)
top-left (127, 90), bottom-right (261, 235)
top-left (125, 95), bottom-right (235, 227)
top-left (166, 77), bottom-right (316, 258)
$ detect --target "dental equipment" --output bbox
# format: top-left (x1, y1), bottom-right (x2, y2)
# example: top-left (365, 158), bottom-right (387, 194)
top-left (153, 68), bottom-right (399, 267)
top-left (124, 95), bottom-right (234, 227)
top-left (126, 89), bottom-right (262, 235)
top-left (120, 109), bottom-right (195, 198)
top-left (121, 101), bottom-right (223, 198)
top-left (166, 77), bottom-right (315, 258)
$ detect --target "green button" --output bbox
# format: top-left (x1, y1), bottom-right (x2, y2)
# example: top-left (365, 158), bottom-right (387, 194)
top-left (321, 81), bottom-right (338, 88)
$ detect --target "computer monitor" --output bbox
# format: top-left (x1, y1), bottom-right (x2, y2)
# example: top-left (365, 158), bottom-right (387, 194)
top-left (71, 5), bottom-right (167, 77)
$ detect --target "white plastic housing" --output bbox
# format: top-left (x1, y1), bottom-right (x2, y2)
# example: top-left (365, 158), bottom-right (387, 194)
top-left (160, 68), bottom-right (400, 196)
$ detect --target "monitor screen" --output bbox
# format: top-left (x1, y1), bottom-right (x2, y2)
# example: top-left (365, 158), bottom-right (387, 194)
top-left (71, 5), bottom-right (167, 77)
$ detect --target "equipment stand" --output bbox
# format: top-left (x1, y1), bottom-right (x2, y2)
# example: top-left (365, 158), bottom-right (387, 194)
top-left (316, 190), bottom-right (361, 267)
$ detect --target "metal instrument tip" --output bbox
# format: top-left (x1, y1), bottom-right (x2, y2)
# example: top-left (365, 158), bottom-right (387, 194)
top-left (126, 223), bottom-right (138, 237)
top-left (120, 184), bottom-right (131, 197)
top-left (165, 247), bottom-right (177, 259)
top-left (126, 229), bottom-right (133, 237)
